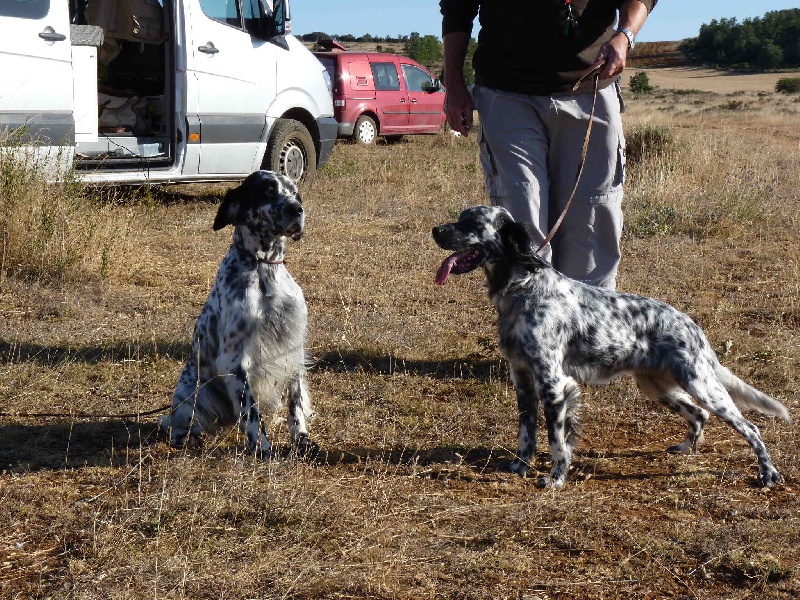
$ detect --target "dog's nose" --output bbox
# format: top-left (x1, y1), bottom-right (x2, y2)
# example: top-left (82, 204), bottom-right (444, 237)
top-left (289, 202), bottom-right (304, 216)
top-left (432, 226), bottom-right (443, 238)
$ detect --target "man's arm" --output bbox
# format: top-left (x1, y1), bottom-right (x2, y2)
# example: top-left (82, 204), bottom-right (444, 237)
top-left (582, 0), bottom-right (654, 81)
top-left (443, 31), bottom-right (473, 135)
top-left (440, 0), bottom-right (479, 135)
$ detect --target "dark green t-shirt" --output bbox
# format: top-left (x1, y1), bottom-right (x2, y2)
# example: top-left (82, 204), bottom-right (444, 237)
top-left (441, 0), bottom-right (657, 94)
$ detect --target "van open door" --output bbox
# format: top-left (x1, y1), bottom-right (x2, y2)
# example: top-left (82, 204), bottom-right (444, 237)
top-left (0, 0), bottom-right (75, 175)
top-left (186, 0), bottom-right (289, 176)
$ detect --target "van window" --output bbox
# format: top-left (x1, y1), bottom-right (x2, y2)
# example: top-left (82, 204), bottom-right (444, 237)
top-left (370, 63), bottom-right (400, 92)
top-left (402, 64), bottom-right (434, 93)
top-left (1, 0), bottom-right (49, 19)
top-left (199, 0), bottom-right (242, 28)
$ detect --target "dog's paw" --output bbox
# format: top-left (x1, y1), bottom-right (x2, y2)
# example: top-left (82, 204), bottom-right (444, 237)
top-left (249, 439), bottom-right (273, 461)
top-left (666, 443), bottom-right (692, 455)
top-left (291, 434), bottom-right (320, 460)
top-left (536, 475), bottom-right (566, 490)
top-left (163, 429), bottom-right (203, 450)
top-left (759, 467), bottom-right (782, 487)
top-left (508, 458), bottom-right (531, 477)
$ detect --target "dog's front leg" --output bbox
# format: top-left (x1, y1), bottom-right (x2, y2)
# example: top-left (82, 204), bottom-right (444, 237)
top-left (537, 377), bottom-right (581, 490)
top-left (287, 371), bottom-right (316, 457)
top-left (219, 359), bottom-right (272, 460)
top-left (508, 363), bottom-right (538, 477)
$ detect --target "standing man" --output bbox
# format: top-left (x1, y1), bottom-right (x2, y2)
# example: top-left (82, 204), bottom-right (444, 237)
top-left (440, 0), bottom-right (657, 289)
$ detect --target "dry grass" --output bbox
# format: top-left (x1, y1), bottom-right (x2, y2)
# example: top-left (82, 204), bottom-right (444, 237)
top-left (0, 143), bottom-right (143, 286)
top-left (1, 69), bottom-right (799, 599)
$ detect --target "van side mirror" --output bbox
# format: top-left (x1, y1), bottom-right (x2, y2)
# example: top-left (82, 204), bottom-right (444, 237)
top-left (247, 0), bottom-right (289, 44)
top-left (421, 79), bottom-right (442, 93)
top-left (271, 0), bottom-right (287, 37)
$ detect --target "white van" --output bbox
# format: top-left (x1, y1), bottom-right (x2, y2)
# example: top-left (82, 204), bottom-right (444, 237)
top-left (0, 0), bottom-right (336, 184)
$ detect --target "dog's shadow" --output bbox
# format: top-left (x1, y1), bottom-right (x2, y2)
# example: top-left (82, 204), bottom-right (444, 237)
top-left (312, 350), bottom-right (508, 381)
top-left (0, 417), bottom-right (515, 476)
top-left (0, 419), bottom-right (162, 472)
top-left (0, 345), bottom-right (738, 485)
top-left (0, 421), bottom-right (743, 487)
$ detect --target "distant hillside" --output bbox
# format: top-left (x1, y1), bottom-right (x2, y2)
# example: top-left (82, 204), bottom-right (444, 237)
top-left (628, 41), bottom-right (690, 68)
top-left (306, 40), bottom-right (690, 73)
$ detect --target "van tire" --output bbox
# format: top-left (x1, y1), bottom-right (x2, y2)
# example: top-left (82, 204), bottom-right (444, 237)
top-left (353, 115), bottom-right (377, 145)
top-left (264, 119), bottom-right (317, 184)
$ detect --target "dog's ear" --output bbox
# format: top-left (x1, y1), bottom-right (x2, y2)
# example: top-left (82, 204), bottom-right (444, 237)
top-left (213, 185), bottom-right (246, 231)
top-left (499, 221), bottom-right (550, 270)
top-left (499, 220), bottom-right (533, 258)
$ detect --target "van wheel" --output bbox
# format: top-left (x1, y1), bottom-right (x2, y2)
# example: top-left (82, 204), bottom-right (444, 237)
top-left (354, 115), bottom-right (377, 145)
top-left (264, 119), bottom-right (317, 184)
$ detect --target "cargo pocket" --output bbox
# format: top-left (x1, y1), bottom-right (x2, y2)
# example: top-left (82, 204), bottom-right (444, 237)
top-left (615, 134), bottom-right (626, 188)
top-left (476, 117), bottom-right (507, 200)
top-left (589, 138), bottom-right (625, 205)
top-left (615, 79), bottom-right (626, 114)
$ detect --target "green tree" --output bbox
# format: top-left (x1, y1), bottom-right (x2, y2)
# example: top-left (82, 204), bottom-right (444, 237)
top-left (679, 9), bottom-right (800, 70)
top-left (403, 32), bottom-right (443, 68)
top-left (629, 71), bottom-right (653, 94)
top-left (757, 41), bottom-right (783, 69)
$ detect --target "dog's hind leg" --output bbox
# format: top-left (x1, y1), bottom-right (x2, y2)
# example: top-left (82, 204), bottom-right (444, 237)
top-left (287, 371), bottom-right (315, 456)
top-left (684, 375), bottom-right (781, 486)
top-left (635, 373), bottom-right (709, 454)
top-left (160, 356), bottom-right (206, 447)
top-left (508, 363), bottom-right (539, 477)
top-left (537, 375), bottom-right (581, 489)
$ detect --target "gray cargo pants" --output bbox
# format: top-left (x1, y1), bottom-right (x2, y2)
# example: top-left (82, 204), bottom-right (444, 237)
top-left (472, 83), bottom-right (626, 289)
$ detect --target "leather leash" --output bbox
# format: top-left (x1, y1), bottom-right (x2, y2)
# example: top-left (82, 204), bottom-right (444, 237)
top-left (537, 65), bottom-right (602, 253)
top-left (0, 403), bottom-right (172, 421)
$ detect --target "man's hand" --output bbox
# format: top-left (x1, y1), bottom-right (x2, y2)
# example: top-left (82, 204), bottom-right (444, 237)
top-left (444, 81), bottom-right (473, 136)
top-left (579, 32), bottom-right (629, 82)
top-left (578, 0), bottom-right (650, 83)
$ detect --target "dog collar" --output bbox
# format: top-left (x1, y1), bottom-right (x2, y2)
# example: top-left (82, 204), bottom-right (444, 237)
top-left (257, 256), bottom-right (286, 265)
top-left (234, 242), bottom-right (285, 265)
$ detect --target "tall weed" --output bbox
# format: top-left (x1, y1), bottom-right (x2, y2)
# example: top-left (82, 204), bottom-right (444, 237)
top-left (0, 133), bottom-right (137, 285)
top-left (623, 123), bottom-right (770, 240)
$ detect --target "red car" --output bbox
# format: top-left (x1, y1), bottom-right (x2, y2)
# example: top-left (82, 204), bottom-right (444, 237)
top-left (313, 50), bottom-right (446, 144)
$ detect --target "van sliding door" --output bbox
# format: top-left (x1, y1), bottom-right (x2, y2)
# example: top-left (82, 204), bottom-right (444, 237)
top-left (0, 0), bottom-right (74, 174)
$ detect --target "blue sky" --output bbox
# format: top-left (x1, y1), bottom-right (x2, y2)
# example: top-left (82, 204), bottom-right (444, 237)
top-left (290, 1), bottom-right (799, 42)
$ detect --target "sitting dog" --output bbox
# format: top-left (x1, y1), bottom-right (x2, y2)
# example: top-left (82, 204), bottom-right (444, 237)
top-left (159, 171), bottom-right (314, 458)
top-left (433, 206), bottom-right (791, 488)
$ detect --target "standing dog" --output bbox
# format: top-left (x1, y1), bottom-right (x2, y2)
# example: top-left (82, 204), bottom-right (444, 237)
top-left (433, 206), bottom-right (791, 488)
top-left (160, 171), bottom-right (314, 458)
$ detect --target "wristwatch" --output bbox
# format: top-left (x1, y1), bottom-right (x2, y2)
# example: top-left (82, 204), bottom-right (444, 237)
top-left (617, 26), bottom-right (635, 50)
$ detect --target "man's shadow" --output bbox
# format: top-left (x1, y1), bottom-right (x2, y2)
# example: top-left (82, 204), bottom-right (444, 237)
top-left (0, 345), bottom-right (512, 473)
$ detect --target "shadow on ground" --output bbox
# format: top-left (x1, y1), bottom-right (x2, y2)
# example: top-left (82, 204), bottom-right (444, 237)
top-left (314, 350), bottom-right (508, 382)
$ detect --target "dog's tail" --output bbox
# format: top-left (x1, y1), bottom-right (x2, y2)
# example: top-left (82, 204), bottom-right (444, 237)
top-left (715, 364), bottom-right (792, 422)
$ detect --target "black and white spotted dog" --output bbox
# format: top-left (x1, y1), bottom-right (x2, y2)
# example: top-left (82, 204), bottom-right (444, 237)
top-left (433, 206), bottom-right (791, 489)
top-left (159, 171), bottom-right (314, 458)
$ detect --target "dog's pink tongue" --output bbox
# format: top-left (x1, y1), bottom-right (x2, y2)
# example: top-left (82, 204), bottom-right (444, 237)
top-left (435, 253), bottom-right (460, 285)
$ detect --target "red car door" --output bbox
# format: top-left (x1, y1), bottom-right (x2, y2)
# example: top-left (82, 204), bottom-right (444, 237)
top-left (370, 59), bottom-right (408, 133)
top-left (401, 61), bottom-right (446, 132)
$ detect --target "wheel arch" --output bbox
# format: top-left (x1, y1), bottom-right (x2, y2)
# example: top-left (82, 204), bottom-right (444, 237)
top-left (356, 110), bottom-right (381, 135)
top-left (260, 108), bottom-right (320, 168)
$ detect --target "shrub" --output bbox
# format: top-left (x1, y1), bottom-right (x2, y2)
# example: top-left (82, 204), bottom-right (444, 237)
top-left (629, 71), bottom-right (653, 94)
top-left (776, 77), bottom-right (800, 93)
top-left (0, 131), bottom-right (136, 283)
top-left (625, 124), bottom-right (675, 165)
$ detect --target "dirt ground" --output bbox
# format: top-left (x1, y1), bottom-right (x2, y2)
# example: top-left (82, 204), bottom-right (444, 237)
top-left (1, 67), bottom-right (799, 599)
